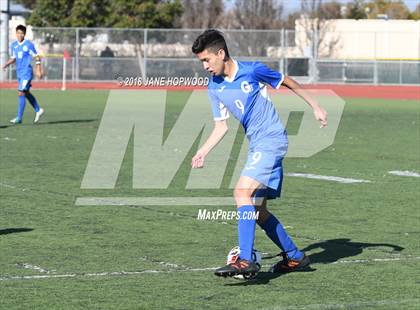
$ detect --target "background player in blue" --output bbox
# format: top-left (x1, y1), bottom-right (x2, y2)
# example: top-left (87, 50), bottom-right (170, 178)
top-left (2, 25), bottom-right (44, 124)
top-left (191, 30), bottom-right (328, 278)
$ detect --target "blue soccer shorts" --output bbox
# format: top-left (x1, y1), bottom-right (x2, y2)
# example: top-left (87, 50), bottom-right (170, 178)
top-left (18, 78), bottom-right (32, 92)
top-left (241, 142), bottom-right (287, 201)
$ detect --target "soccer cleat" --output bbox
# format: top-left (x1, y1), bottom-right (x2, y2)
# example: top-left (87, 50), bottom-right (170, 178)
top-left (9, 117), bottom-right (22, 124)
top-left (34, 108), bottom-right (44, 123)
top-left (269, 252), bottom-right (311, 273)
top-left (215, 259), bottom-right (260, 279)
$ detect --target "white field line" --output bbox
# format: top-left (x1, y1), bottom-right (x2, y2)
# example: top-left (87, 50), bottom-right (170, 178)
top-left (75, 197), bottom-right (236, 206)
top-left (330, 256), bottom-right (420, 264)
top-left (140, 256), bottom-right (190, 269)
top-left (75, 173), bottom-right (373, 206)
top-left (0, 267), bottom-right (218, 281)
top-left (2, 169), bottom-right (375, 208)
top-left (0, 182), bottom-right (74, 197)
top-left (16, 263), bottom-right (53, 274)
top-left (0, 182), bottom-right (27, 191)
top-left (388, 170), bottom-right (420, 177)
top-left (263, 298), bottom-right (420, 310)
top-left (286, 173), bottom-right (372, 184)
top-left (1, 256), bottom-right (419, 282)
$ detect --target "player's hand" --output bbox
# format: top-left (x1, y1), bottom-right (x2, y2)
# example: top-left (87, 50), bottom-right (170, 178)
top-left (35, 64), bottom-right (43, 79)
top-left (313, 106), bottom-right (327, 128)
top-left (191, 151), bottom-right (206, 168)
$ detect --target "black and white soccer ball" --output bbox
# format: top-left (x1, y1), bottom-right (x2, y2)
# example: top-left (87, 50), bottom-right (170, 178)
top-left (226, 246), bottom-right (262, 280)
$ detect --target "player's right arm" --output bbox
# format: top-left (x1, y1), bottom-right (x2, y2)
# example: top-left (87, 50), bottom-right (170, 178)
top-left (192, 86), bottom-right (230, 168)
top-left (3, 43), bottom-right (16, 70)
top-left (191, 119), bottom-right (228, 168)
top-left (2, 58), bottom-right (16, 70)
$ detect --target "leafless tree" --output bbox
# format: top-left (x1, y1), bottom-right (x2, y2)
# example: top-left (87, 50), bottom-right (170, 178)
top-left (228, 0), bottom-right (283, 29)
top-left (177, 0), bottom-right (225, 28)
top-left (222, 0), bottom-right (284, 57)
top-left (299, 0), bottom-right (342, 58)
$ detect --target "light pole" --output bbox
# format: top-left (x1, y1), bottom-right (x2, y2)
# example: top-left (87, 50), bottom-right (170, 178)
top-left (0, 0), bottom-right (10, 81)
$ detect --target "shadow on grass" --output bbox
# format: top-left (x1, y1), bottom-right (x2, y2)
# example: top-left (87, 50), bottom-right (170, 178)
top-left (224, 268), bottom-right (316, 286)
top-left (225, 238), bottom-right (404, 286)
top-left (302, 238), bottom-right (404, 264)
top-left (0, 228), bottom-right (33, 235)
top-left (0, 119), bottom-right (97, 128)
top-left (37, 119), bottom-right (97, 125)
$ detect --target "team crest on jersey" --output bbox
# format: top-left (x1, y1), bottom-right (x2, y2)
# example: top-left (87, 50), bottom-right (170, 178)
top-left (241, 81), bottom-right (252, 94)
top-left (22, 45), bottom-right (28, 52)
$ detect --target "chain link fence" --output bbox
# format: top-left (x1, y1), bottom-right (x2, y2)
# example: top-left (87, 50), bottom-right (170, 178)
top-left (6, 27), bottom-right (420, 85)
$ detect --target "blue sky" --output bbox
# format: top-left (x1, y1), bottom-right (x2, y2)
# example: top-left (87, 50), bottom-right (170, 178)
top-left (283, 0), bottom-right (418, 13)
top-left (224, 0), bottom-right (419, 14)
top-left (11, 0), bottom-right (420, 16)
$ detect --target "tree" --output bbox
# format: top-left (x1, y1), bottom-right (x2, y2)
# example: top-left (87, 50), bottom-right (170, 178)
top-left (346, 0), bottom-right (411, 20)
top-left (319, 1), bottom-right (342, 19)
top-left (106, 0), bottom-right (183, 28)
top-left (285, 0), bottom-right (342, 30)
top-left (230, 0), bottom-right (283, 29)
top-left (283, 11), bottom-right (301, 29)
top-left (365, 0), bottom-right (410, 19)
top-left (27, 0), bottom-right (74, 27)
top-left (70, 0), bottom-right (110, 27)
top-left (298, 0), bottom-right (341, 58)
top-left (409, 3), bottom-right (420, 20)
top-left (177, 0), bottom-right (225, 28)
top-left (346, 0), bottom-right (368, 19)
top-left (14, 0), bottom-right (37, 10)
top-left (22, 0), bottom-right (183, 28)
top-left (220, 0), bottom-right (284, 57)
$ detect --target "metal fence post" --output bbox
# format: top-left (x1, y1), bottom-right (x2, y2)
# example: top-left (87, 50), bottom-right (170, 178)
top-left (313, 29), bottom-right (319, 83)
top-left (144, 28), bottom-right (148, 79)
top-left (399, 60), bottom-right (402, 84)
top-left (342, 61), bottom-right (346, 83)
top-left (373, 60), bottom-right (378, 85)
top-left (72, 57), bottom-right (75, 81)
top-left (374, 31), bottom-right (378, 85)
top-left (75, 27), bottom-right (79, 82)
top-left (0, 0), bottom-right (9, 82)
top-left (280, 29), bottom-right (284, 73)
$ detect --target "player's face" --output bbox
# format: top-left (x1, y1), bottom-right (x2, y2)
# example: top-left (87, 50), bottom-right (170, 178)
top-left (196, 49), bottom-right (225, 76)
top-left (16, 30), bottom-right (25, 42)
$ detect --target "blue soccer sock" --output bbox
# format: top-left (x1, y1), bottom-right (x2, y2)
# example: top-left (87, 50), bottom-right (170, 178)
top-left (259, 214), bottom-right (303, 260)
top-left (17, 95), bottom-right (26, 120)
top-left (238, 205), bottom-right (257, 261)
top-left (25, 92), bottom-right (40, 112)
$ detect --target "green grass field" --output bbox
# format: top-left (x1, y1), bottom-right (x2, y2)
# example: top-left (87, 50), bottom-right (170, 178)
top-left (0, 89), bottom-right (419, 310)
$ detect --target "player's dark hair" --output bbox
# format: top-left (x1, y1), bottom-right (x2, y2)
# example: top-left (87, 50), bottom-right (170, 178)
top-left (192, 29), bottom-right (230, 59)
top-left (16, 25), bottom-right (26, 34)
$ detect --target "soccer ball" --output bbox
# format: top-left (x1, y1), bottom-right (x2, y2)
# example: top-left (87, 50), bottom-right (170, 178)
top-left (226, 246), bottom-right (262, 280)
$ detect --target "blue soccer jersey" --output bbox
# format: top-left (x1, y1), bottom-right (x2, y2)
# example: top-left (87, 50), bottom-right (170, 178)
top-left (208, 60), bottom-right (288, 197)
top-left (208, 60), bottom-right (286, 147)
top-left (11, 39), bottom-right (38, 80)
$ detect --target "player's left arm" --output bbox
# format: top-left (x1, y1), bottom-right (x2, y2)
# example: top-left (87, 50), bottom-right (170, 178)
top-left (29, 42), bottom-right (43, 79)
top-left (282, 76), bottom-right (327, 128)
top-left (253, 62), bottom-right (327, 128)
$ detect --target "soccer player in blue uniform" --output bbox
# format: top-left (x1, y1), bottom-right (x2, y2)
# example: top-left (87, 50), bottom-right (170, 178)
top-left (191, 30), bottom-right (327, 278)
top-left (2, 25), bottom-right (44, 124)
